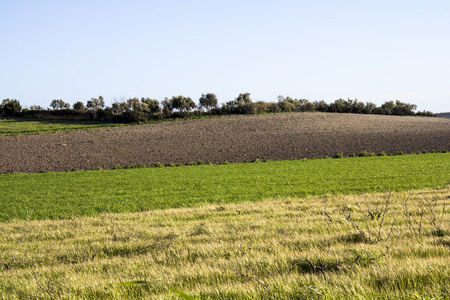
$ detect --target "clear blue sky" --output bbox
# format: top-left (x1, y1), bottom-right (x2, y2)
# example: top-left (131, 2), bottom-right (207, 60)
top-left (1, 0), bottom-right (449, 112)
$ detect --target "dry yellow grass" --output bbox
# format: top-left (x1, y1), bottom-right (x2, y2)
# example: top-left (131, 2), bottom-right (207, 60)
top-left (1, 188), bottom-right (449, 299)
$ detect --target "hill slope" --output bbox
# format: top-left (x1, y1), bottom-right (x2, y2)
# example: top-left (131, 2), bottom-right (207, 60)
top-left (0, 113), bottom-right (449, 173)
top-left (437, 112), bottom-right (450, 118)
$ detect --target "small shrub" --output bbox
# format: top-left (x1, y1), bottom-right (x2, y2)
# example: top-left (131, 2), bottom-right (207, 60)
top-left (432, 229), bottom-right (448, 237)
top-left (358, 151), bottom-right (375, 157)
top-left (395, 151), bottom-right (405, 156)
top-left (349, 153), bottom-right (356, 157)
top-left (112, 165), bottom-right (122, 170)
top-left (422, 150), bottom-right (429, 154)
top-left (340, 232), bottom-right (368, 244)
top-left (188, 161), bottom-right (196, 166)
top-left (165, 162), bottom-right (175, 167)
top-left (439, 149), bottom-right (448, 153)
top-left (129, 163), bottom-right (146, 169)
top-left (197, 160), bottom-right (203, 165)
top-left (254, 158), bottom-right (262, 163)
top-left (377, 151), bottom-right (386, 156)
top-left (87, 167), bottom-right (101, 171)
top-left (221, 160), bottom-right (229, 164)
top-left (152, 162), bottom-right (164, 168)
top-left (205, 161), bottom-right (212, 165)
top-left (175, 163), bottom-right (183, 167)
top-left (333, 153), bottom-right (344, 159)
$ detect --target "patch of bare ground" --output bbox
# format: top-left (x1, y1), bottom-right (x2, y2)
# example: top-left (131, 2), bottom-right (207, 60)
top-left (0, 113), bottom-right (449, 173)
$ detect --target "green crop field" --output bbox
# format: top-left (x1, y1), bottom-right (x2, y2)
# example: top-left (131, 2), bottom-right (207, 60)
top-left (1, 153), bottom-right (449, 222)
top-left (0, 117), bottom-right (122, 136)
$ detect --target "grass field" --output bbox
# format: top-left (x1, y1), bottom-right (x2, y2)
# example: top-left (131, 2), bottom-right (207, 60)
top-left (0, 188), bottom-right (449, 299)
top-left (0, 117), bottom-right (123, 136)
top-left (1, 153), bottom-right (449, 221)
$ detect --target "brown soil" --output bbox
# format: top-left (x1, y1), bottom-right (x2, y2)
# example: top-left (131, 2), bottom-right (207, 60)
top-left (1, 113), bottom-right (449, 173)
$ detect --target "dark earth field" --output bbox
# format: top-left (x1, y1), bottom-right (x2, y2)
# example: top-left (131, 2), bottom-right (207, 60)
top-left (1, 113), bottom-right (449, 173)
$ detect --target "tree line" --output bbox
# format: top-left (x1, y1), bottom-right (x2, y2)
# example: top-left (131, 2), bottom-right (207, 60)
top-left (0, 93), bottom-right (436, 122)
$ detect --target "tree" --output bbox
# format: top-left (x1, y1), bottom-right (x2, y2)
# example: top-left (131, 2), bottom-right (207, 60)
top-left (302, 100), bottom-right (316, 111)
top-left (141, 98), bottom-right (160, 114)
top-left (392, 100), bottom-right (417, 116)
top-left (254, 101), bottom-right (270, 114)
top-left (277, 96), bottom-right (298, 112)
top-left (73, 101), bottom-right (86, 111)
top-left (267, 102), bottom-right (281, 113)
top-left (0, 99), bottom-right (21, 116)
top-left (86, 96), bottom-right (105, 111)
top-left (161, 98), bottom-right (173, 117)
top-left (170, 95), bottom-right (197, 116)
top-left (415, 110), bottom-right (435, 117)
top-left (381, 101), bottom-right (396, 115)
top-left (111, 101), bottom-right (127, 115)
top-left (29, 104), bottom-right (44, 110)
top-left (224, 93), bottom-right (253, 114)
top-left (126, 97), bottom-right (141, 110)
top-left (313, 100), bottom-right (329, 112)
top-left (235, 93), bottom-right (252, 105)
top-left (363, 102), bottom-right (377, 114)
top-left (349, 99), bottom-right (365, 114)
top-left (199, 93), bottom-right (218, 111)
top-left (50, 99), bottom-right (70, 110)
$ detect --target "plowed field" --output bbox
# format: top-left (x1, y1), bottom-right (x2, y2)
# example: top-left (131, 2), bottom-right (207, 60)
top-left (1, 113), bottom-right (449, 173)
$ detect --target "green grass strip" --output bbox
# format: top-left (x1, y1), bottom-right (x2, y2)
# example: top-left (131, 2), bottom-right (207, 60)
top-left (1, 153), bottom-right (449, 221)
top-left (0, 117), bottom-right (123, 136)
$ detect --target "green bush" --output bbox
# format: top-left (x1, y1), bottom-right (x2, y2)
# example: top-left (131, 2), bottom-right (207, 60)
top-left (358, 151), bottom-right (375, 157)
top-left (129, 163), bottom-right (146, 169)
top-left (122, 110), bottom-right (149, 123)
top-left (432, 228), bottom-right (448, 237)
top-left (1, 99), bottom-right (22, 116)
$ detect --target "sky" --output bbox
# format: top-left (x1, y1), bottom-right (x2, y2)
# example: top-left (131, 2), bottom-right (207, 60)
top-left (1, 0), bottom-right (449, 113)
